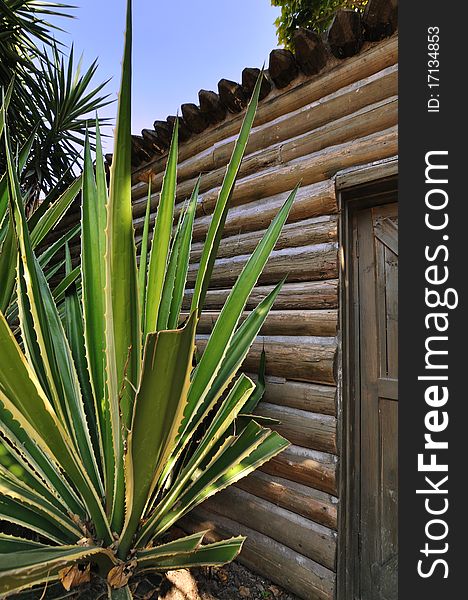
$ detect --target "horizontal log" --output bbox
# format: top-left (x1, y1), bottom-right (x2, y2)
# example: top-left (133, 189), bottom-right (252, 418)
top-left (236, 471), bottom-right (338, 529)
top-left (268, 49), bottom-right (299, 88)
top-left (293, 28), bottom-right (328, 75)
top-left (335, 155), bottom-right (398, 190)
top-left (203, 487), bottom-right (337, 569)
top-left (328, 9), bottom-right (364, 59)
top-left (187, 243), bottom-right (338, 288)
top-left (131, 35), bottom-right (398, 184)
top-left (183, 280), bottom-right (339, 311)
top-left (256, 402), bottom-right (337, 453)
top-left (132, 65), bottom-right (397, 201)
top-left (190, 215), bottom-right (338, 262)
top-left (208, 126), bottom-right (398, 216)
top-left (203, 94), bottom-right (397, 202)
top-left (180, 508), bottom-right (335, 600)
top-left (132, 124), bottom-right (397, 230)
top-left (192, 309), bottom-right (338, 337)
top-left (279, 94), bottom-right (397, 166)
top-left (191, 181), bottom-right (337, 243)
top-left (257, 377), bottom-right (336, 415)
top-left (196, 335), bottom-right (336, 384)
top-left (261, 444), bottom-right (337, 495)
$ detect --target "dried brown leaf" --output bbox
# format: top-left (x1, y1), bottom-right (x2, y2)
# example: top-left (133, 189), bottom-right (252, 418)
top-left (107, 560), bottom-right (137, 589)
top-left (59, 563), bottom-right (91, 591)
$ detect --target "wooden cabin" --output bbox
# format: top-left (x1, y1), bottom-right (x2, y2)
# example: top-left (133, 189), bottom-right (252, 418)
top-left (130, 6), bottom-right (397, 600)
top-left (56, 2), bottom-right (398, 598)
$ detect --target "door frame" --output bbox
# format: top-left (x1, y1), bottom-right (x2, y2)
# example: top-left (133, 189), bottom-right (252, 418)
top-left (337, 175), bottom-right (398, 600)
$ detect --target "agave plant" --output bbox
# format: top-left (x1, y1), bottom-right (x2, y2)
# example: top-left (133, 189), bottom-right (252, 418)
top-left (0, 1), bottom-right (297, 597)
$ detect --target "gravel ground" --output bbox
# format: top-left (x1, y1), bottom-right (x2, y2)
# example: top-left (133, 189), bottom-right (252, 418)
top-left (154, 563), bottom-right (298, 600)
top-left (194, 562), bottom-right (298, 600)
top-left (9, 562), bottom-right (299, 599)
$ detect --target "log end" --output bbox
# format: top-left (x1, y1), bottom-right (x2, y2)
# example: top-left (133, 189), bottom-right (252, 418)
top-left (328, 9), bottom-right (364, 59)
top-left (166, 115), bottom-right (192, 142)
top-left (198, 89), bottom-right (227, 124)
top-left (152, 120), bottom-right (173, 147)
top-left (268, 48), bottom-right (299, 88)
top-left (141, 127), bottom-right (167, 154)
top-left (218, 78), bottom-right (248, 113)
top-left (293, 28), bottom-right (329, 76)
top-left (242, 67), bottom-right (273, 100)
top-left (131, 135), bottom-right (152, 166)
top-left (363, 0), bottom-right (398, 41)
top-left (181, 103), bottom-right (209, 134)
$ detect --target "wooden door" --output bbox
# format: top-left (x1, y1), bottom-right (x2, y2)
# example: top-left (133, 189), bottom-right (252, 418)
top-left (354, 202), bottom-right (398, 600)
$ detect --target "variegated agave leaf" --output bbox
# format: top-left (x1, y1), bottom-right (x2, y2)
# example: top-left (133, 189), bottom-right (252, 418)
top-left (0, 1), bottom-right (296, 597)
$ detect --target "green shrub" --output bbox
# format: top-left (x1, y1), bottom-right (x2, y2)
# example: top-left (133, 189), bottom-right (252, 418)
top-left (272, 0), bottom-right (368, 47)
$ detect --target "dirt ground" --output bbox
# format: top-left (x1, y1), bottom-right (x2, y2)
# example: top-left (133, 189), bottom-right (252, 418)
top-left (154, 563), bottom-right (298, 600)
top-left (11, 562), bottom-right (299, 599)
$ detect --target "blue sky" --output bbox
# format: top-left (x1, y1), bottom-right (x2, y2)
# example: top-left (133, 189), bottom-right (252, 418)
top-left (53, 1), bottom-right (281, 151)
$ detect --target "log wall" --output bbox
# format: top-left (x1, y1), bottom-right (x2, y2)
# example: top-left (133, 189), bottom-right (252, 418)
top-left (52, 6), bottom-right (398, 597)
top-left (136, 26), bottom-right (397, 600)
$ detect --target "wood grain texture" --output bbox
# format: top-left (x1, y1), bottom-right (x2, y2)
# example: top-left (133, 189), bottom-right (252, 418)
top-left (190, 181), bottom-right (337, 242)
top-left (127, 122), bottom-right (397, 229)
top-left (187, 243), bottom-right (338, 287)
top-left (203, 487), bottom-right (337, 569)
top-left (190, 215), bottom-right (338, 261)
top-left (261, 445), bottom-right (338, 495)
top-left (256, 402), bottom-right (337, 453)
top-left (191, 309), bottom-right (338, 337)
top-left (236, 471), bottom-right (338, 529)
top-left (196, 335), bottom-right (337, 384)
top-left (257, 377), bottom-right (336, 415)
top-left (180, 508), bottom-right (335, 600)
top-left (183, 280), bottom-right (339, 311)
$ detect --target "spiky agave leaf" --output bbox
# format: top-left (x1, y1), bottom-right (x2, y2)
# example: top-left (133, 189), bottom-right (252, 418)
top-left (0, 1), bottom-right (298, 597)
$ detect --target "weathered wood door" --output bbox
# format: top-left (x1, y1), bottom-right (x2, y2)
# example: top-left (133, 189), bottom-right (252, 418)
top-left (354, 202), bottom-right (398, 600)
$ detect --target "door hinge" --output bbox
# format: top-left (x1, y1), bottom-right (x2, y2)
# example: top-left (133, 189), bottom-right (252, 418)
top-left (355, 236), bottom-right (359, 258)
